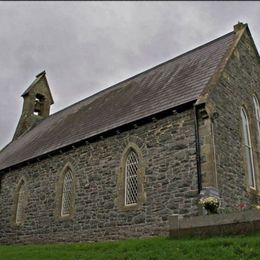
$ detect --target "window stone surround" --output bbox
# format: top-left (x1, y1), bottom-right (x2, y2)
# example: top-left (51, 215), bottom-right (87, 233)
top-left (55, 162), bottom-right (77, 220)
top-left (116, 142), bottom-right (146, 211)
top-left (12, 177), bottom-right (28, 226)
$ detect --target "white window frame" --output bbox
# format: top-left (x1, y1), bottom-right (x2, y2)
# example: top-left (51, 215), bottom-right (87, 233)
top-left (61, 168), bottom-right (73, 217)
top-left (125, 150), bottom-right (139, 206)
top-left (253, 95), bottom-right (260, 137)
top-left (241, 107), bottom-right (256, 189)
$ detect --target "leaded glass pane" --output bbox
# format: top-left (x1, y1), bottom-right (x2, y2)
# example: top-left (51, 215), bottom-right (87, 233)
top-left (253, 96), bottom-right (260, 136)
top-left (125, 150), bottom-right (139, 205)
top-left (16, 180), bottom-right (25, 224)
top-left (61, 169), bottom-right (73, 216)
top-left (241, 108), bottom-right (256, 188)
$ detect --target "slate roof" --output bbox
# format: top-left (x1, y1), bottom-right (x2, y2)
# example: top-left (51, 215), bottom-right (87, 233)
top-left (0, 30), bottom-right (236, 171)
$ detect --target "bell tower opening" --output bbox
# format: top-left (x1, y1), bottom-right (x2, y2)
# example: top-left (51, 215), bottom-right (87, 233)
top-left (34, 94), bottom-right (45, 116)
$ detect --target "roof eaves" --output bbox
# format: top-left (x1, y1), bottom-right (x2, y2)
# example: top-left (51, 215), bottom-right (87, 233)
top-left (0, 99), bottom-right (196, 173)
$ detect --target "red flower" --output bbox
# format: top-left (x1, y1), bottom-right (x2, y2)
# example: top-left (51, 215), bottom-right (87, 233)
top-left (239, 202), bottom-right (246, 210)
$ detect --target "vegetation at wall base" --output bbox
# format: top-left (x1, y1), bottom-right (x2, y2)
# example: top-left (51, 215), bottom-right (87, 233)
top-left (0, 234), bottom-right (259, 260)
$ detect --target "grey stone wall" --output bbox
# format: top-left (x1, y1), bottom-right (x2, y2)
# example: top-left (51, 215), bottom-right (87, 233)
top-left (0, 108), bottom-right (198, 244)
top-left (204, 30), bottom-right (260, 209)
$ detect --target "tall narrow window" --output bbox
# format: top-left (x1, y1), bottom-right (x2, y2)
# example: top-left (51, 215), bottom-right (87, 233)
top-left (61, 168), bottom-right (73, 216)
top-left (16, 180), bottom-right (25, 224)
top-left (241, 108), bottom-right (256, 189)
top-left (253, 95), bottom-right (260, 136)
top-left (125, 150), bottom-right (139, 205)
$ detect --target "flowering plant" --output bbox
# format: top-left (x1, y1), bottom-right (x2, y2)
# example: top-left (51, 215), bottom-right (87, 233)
top-left (251, 204), bottom-right (260, 210)
top-left (199, 196), bottom-right (220, 214)
top-left (239, 202), bottom-right (246, 211)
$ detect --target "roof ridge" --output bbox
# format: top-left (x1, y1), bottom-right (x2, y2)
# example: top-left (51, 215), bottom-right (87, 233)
top-left (46, 30), bottom-right (234, 120)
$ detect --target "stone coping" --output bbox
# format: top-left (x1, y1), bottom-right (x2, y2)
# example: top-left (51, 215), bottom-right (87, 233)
top-left (169, 209), bottom-right (260, 238)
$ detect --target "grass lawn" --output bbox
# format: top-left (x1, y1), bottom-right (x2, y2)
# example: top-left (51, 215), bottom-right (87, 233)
top-left (0, 234), bottom-right (259, 260)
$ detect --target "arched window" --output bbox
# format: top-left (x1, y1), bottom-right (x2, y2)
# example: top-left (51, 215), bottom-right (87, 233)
top-left (16, 179), bottom-right (25, 224)
top-left (61, 168), bottom-right (74, 216)
top-left (125, 150), bottom-right (139, 205)
top-left (117, 143), bottom-right (145, 210)
top-left (253, 95), bottom-right (260, 136)
top-left (241, 108), bottom-right (256, 189)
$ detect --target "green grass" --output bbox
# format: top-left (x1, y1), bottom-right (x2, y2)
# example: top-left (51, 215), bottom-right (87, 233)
top-left (0, 234), bottom-right (259, 260)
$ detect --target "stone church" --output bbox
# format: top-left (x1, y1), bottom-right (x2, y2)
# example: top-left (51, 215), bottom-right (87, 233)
top-left (0, 22), bottom-right (259, 244)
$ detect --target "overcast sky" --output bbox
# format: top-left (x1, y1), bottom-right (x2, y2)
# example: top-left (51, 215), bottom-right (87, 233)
top-left (0, 2), bottom-right (260, 149)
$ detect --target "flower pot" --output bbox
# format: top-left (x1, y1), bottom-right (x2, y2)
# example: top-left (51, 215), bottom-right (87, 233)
top-left (204, 204), bottom-right (218, 214)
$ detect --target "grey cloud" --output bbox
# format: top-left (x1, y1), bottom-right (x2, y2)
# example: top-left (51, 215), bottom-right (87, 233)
top-left (0, 2), bottom-right (260, 148)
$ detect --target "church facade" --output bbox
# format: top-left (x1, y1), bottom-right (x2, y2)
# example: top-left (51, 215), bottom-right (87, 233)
top-left (0, 23), bottom-right (259, 244)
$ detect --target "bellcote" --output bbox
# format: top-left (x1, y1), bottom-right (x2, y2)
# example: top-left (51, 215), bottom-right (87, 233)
top-left (233, 21), bottom-right (248, 33)
top-left (13, 71), bottom-right (54, 140)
